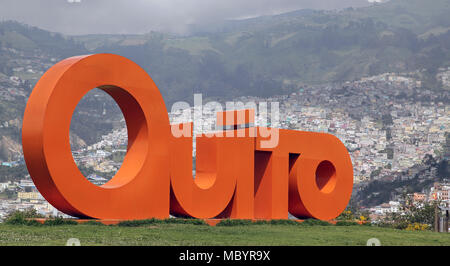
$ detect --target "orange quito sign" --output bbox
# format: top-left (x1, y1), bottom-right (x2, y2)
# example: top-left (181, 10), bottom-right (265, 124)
top-left (22, 54), bottom-right (353, 221)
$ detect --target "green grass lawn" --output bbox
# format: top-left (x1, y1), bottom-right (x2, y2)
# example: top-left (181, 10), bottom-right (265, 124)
top-left (0, 224), bottom-right (448, 246)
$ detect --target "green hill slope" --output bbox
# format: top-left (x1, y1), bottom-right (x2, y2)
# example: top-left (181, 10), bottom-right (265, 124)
top-left (75, 0), bottom-right (450, 105)
top-left (0, 223), bottom-right (449, 246)
top-left (0, 21), bottom-right (122, 160)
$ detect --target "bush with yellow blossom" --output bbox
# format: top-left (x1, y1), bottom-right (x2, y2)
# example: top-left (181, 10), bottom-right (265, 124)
top-left (405, 223), bottom-right (429, 231)
top-left (337, 210), bottom-right (354, 221)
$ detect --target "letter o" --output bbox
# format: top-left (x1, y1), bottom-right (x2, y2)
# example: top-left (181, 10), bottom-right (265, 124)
top-left (288, 133), bottom-right (353, 220)
top-left (22, 54), bottom-right (170, 219)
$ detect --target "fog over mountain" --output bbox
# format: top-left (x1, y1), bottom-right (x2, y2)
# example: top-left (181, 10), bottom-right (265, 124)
top-left (0, 0), bottom-right (371, 35)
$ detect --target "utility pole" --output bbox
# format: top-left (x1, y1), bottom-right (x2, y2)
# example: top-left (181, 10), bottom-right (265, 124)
top-left (434, 204), bottom-right (439, 232)
top-left (445, 208), bottom-right (449, 233)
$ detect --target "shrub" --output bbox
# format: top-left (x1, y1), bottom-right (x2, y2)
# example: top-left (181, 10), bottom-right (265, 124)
top-left (163, 218), bottom-right (206, 225)
top-left (216, 219), bottom-right (253, 226)
top-left (358, 215), bottom-right (370, 223)
top-left (43, 217), bottom-right (78, 226)
top-left (299, 219), bottom-right (331, 226)
top-left (376, 201), bottom-right (441, 230)
top-left (3, 209), bottom-right (43, 226)
top-left (82, 220), bottom-right (106, 226)
top-left (24, 219), bottom-right (43, 226)
top-left (117, 218), bottom-right (159, 227)
top-left (4, 210), bottom-right (80, 226)
top-left (361, 221), bottom-right (372, 226)
top-left (253, 220), bottom-right (270, 225)
top-left (335, 221), bottom-right (359, 226)
top-left (336, 210), bottom-right (354, 221)
top-left (392, 221), bottom-right (409, 230)
top-left (117, 218), bottom-right (207, 227)
top-left (405, 223), bottom-right (430, 231)
top-left (269, 219), bottom-right (299, 226)
top-left (217, 219), bottom-right (302, 226)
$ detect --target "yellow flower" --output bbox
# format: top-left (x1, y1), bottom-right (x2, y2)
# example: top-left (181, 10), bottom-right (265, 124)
top-left (405, 223), bottom-right (429, 231)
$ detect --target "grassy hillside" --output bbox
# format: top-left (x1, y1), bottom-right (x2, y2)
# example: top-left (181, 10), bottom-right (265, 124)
top-left (0, 223), bottom-right (449, 246)
top-left (0, 22), bottom-right (122, 154)
top-left (359, 0), bottom-right (450, 34)
top-left (79, 0), bottom-right (450, 105)
top-left (0, 21), bottom-right (86, 57)
top-left (1, 0), bottom-right (449, 107)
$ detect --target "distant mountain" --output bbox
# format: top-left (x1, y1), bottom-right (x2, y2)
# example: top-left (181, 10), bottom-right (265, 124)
top-left (0, 21), bottom-right (121, 160)
top-left (75, 0), bottom-right (450, 106)
top-left (0, 21), bottom-right (87, 56)
top-left (0, 21), bottom-right (87, 80)
top-left (2, 0), bottom-right (449, 106)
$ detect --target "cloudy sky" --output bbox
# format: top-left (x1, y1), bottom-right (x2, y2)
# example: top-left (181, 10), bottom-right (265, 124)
top-left (0, 0), bottom-right (372, 35)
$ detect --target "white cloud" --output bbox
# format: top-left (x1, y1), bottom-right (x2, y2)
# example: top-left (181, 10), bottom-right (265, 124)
top-left (0, 0), bottom-right (371, 35)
